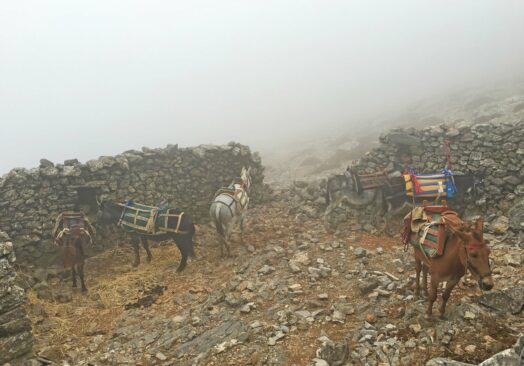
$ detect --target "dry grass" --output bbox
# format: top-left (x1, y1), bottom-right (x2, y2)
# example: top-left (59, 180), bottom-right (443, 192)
top-left (26, 242), bottom-right (186, 350)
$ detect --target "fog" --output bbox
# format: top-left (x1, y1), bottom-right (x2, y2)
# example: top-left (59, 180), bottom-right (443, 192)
top-left (1, 1), bottom-right (524, 174)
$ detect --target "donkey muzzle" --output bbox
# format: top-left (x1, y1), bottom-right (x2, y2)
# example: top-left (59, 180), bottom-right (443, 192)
top-left (479, 276), bottom-right (494, 291)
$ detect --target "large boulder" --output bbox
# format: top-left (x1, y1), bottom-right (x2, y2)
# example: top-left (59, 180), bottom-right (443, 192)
top-left (508, 198), bottom-right (524, 231)
top-left (0, 232), bottom-right (34, 364)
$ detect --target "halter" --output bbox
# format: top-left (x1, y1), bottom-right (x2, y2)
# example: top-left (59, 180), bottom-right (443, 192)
top-left (463, 241), bottom-right (492, 282)
top-left (241, 175), bottom-right (251, 194)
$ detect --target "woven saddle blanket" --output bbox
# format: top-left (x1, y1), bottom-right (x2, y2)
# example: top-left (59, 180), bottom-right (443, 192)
top-left (402, 206), bottom-right (461, 258)
top-left (119, 200), bottom-right (185, 235)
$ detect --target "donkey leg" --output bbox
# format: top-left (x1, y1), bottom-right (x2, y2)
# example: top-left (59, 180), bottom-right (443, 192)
top-left (174, 239), bottom-right (189, 272)
top-left (224, 225), bottom-right (233, 256)
top-left (78, 262), bottom-right (87, 292)
top-left (131, 237), bottom-right (140, 267)
top-left (240, 216), bottom-right (245, 243)
top-left (221, 237), bottom-right (231, 257)
top-left (218, 235), bottom-right (224, 257)
top-left (71, 267), bottom-right (77, 288)
top-left (323, 203), bottom-right (336, 229)
top-left (414, 258), bottom-right (422, 298)
top-left (323, 196), bottom-right (340, 229)
top-left (422, 265), bottom-right (429, 296)
top-left (426, 277), bottom-right (439, 319)
top-left (439, 278), bottom-right (459, 319)
top-left (141, 238), bottom-right (152, 263)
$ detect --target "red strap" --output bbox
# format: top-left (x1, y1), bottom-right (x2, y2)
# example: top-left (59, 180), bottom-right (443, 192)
top-left (466, 242), bottom-right (485, 250)
top-left (411, 174), bottom-right (422, 194)
top-left (444, 135), bottom-right (453, 169)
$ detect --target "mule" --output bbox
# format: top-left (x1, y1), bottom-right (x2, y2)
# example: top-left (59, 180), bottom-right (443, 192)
top-left (98, 201), bottom-right (196, 272)
top-left (323, 167), bottom-right (383, 228)
top-left (53, 212), bottom-right (95, 292)
top-left (210, 167), bottom-right (251, 256)
top-left (413, 217), bottom-right (493, 319)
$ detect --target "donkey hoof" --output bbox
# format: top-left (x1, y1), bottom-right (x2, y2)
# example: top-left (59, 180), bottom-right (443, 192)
top-left (147, 256), bottom-right (152, 263)
top-left (132, 261), bottom-right (140, 267)
top-left (82, 287), bottom-right (88, 293)
top-left (424, 314), bottom-right (432, 320)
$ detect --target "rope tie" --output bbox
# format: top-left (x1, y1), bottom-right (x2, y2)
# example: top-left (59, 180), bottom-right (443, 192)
top-left (145, 208), bottom-right (158, 234)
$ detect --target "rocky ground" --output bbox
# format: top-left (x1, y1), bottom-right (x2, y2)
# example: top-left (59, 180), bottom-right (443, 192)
top-left (11, 197), bottom-right (524, 366)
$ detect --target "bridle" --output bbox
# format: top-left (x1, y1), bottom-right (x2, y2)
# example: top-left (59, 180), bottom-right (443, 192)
top-left (463, 242), bottom-right (492, 282)
top-left (241, 175), bottom-right (251, 194)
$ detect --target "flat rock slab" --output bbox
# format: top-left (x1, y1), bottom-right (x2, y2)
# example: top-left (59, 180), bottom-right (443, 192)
top-left (477, 286), bottom-right (524, 315)
top-left (426, 358), bottom-right (474, 366)
top-left (174, 320), bottom-right (248, 358)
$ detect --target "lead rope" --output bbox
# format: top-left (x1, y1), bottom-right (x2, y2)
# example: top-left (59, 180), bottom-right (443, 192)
top-left (443, 132), bottom-right (453, 170)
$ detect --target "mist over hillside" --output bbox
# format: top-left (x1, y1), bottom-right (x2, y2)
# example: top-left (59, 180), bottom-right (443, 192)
top-left (263, 79), bottom-right (524, 186)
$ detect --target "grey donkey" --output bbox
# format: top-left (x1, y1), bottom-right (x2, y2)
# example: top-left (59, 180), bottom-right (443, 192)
top-left (210, 167), bottom-right (252, 256)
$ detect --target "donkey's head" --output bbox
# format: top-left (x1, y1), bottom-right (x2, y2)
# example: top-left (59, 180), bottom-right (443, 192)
top-left (241, 167), bottom-right (252, 192)
top-left (450, 218), bottom-right (493, 291)
top-left (96, 199), bottom-right (123, 225)
top-left (455, 174), bottom-right (484, 201)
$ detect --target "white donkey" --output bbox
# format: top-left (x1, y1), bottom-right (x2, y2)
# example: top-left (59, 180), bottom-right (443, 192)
top-left (210, 167), bottom-right (252, 256)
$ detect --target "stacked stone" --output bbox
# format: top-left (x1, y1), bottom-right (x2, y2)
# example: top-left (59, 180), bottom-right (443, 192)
top-left (289, 118), bottom-right (524, 237)
top-left (0, 231), bottom-right (33, 363)
top-left (354, 120), bottom-right (524, 225)
top-left (0, 142), bottom-right (266, 266)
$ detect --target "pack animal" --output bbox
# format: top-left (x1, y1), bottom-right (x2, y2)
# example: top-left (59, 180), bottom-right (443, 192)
top-left (53, 212), bottom-right (95, 292)
top-left (210, 167), bottom-right (251, 256)
top-left (98, 200), bottom-right (196, 272)
top-left (324, 167), bottom-right (383, 228)
top-left (406, 209), bottom-right (493, 318)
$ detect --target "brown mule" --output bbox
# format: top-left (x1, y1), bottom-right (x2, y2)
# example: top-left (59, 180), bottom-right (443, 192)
top-left (413, 217), bottom-right (493, 319)
top-left (53, 212), bottom-right (95, 292)
top-left (58, 234), bottom-right (91, 292)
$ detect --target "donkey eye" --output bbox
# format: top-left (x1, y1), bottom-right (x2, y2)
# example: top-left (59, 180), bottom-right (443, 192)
top-left (470, 252), bottom-right (479, 258)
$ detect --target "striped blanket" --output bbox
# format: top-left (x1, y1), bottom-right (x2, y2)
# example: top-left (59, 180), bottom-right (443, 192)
top-left (404, 168), bottom-right (456, 199)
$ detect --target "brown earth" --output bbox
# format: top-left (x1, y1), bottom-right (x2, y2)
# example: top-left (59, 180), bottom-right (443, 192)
top-left (24, 202), bottom-right (523, 365)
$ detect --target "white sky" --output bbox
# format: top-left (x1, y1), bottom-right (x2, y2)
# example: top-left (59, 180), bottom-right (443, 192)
top-left (1, 1), bottom-right (524, 173)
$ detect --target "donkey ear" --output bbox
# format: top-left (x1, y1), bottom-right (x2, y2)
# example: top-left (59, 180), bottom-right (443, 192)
top-left (474, 218), bottom-right (484, 233)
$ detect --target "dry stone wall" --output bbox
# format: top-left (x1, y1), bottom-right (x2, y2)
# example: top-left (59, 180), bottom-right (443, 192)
top-left (0, 231), bottom-right (33, 363)
top-left (357, 120), bottom-right (524, 229)
top-left (0, 143), bottom-right (266, 267)
top-left (289, 119), bottom-right (524, 241)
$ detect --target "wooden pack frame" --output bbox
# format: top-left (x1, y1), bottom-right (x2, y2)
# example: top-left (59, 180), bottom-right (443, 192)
top-left (349, 169), bottom-right (389, 193)
top-left (119, 201), bottom-right (185, 235)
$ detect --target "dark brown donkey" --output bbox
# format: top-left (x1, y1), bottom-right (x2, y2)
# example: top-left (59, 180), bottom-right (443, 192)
top-left (53, 212), bottom-right (95, 292)
top-left (412, 215), bottom-right (493, 318)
